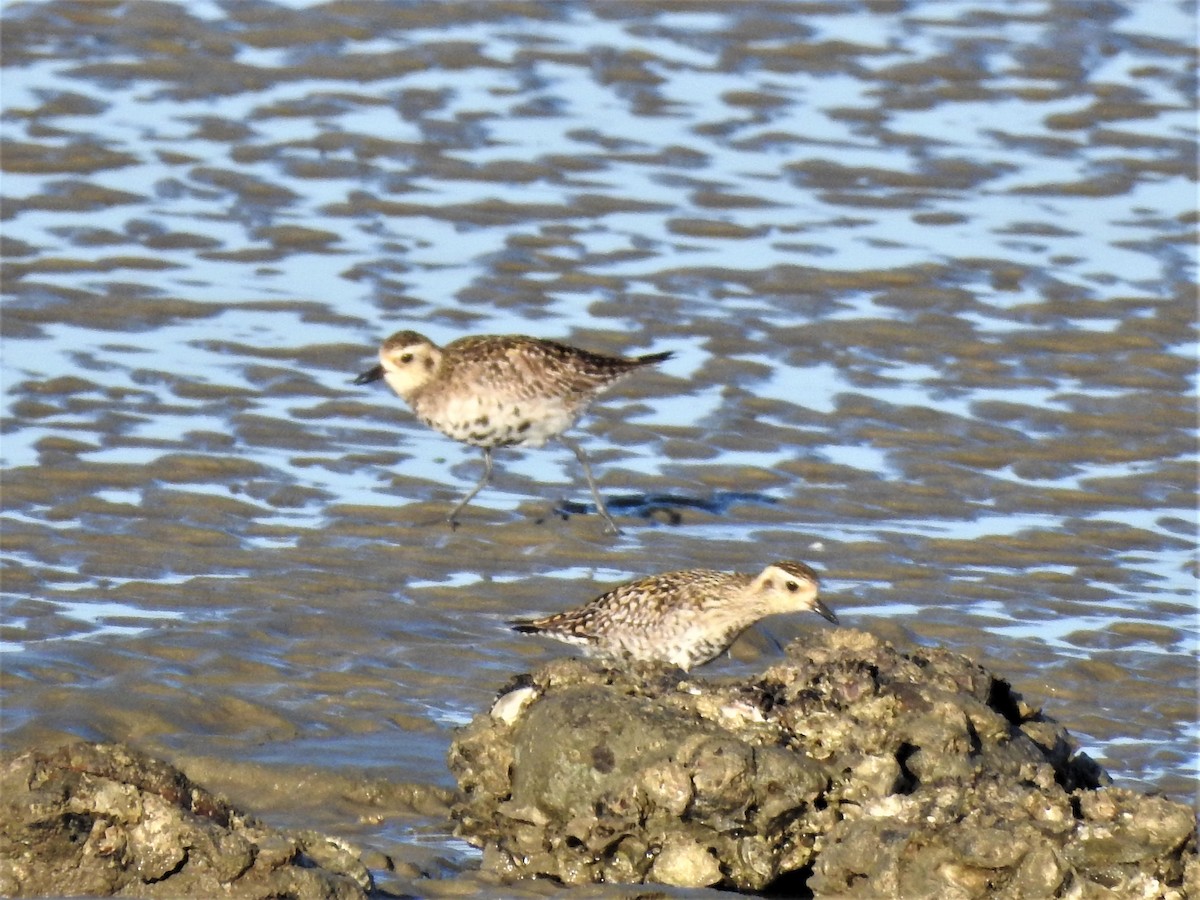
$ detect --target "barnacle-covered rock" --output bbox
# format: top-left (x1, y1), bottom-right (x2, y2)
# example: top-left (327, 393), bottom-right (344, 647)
top-left (0, 742), bottom-right (370, 899)
top-left (448, 629), bottom-right (1196, 896)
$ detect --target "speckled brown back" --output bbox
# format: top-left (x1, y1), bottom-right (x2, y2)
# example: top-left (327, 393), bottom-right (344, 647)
top-left (519, 568), bottom-right (751, 638)
top-left (424, 334), bottom-right (669, 408)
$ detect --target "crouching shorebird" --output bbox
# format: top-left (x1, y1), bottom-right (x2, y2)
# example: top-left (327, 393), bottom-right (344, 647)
top-left (354, 330), bottom-right (672, 533)
top-left (510, 561), bottom-right (839, 671)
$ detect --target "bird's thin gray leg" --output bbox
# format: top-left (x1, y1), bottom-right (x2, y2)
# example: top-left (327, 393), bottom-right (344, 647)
top-left (448, 448), bottom-right (493, 529)
top-left (560, 435), bottom-right (621, 535)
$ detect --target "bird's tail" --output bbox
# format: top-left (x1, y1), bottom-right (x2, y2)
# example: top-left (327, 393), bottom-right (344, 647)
top-left (510, 620), bottom-right (542, 634)
top-left (636, 350), bottom-right (674, 366)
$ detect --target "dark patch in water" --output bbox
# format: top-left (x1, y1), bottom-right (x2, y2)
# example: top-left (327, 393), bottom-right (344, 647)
top-left (555, 491), bottom-right (777, 523)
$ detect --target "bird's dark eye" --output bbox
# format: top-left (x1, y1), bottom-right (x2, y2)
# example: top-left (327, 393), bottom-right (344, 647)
top-left (786, 580), bottom-right (799, 592)
top-left (399, 353), bottom-right (414, 363)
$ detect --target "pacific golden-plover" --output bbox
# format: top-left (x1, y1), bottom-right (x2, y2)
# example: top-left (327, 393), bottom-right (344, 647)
top-left (510, 561), bottom-right (838, 670)
top-left (355, 330), bottom-right (672, 533)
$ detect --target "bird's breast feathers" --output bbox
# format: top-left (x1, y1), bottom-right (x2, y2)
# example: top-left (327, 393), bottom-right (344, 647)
top-left (417, 392), bottom-right (577, 448)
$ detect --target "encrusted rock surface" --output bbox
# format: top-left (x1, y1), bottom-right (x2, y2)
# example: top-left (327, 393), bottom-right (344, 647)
top-left (448, 628), bottom-right (1198, 897)
top-left (0, 742), bottom-right (371, 899)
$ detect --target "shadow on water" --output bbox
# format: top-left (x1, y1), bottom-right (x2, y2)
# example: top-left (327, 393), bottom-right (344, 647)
top-left (556, 491), bottom-right (778, 525)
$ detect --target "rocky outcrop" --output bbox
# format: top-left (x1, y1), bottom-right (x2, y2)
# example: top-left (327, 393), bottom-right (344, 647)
top-left (0, 742), bottom-right (371, 899)
top-left (448, 629), bottom-right (1198, 897)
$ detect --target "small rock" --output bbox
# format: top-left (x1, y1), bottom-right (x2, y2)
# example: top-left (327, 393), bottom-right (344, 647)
top-left (490, 685), bottom-right (539, 725)
top-left (649, 833), bottom-right (722, 888)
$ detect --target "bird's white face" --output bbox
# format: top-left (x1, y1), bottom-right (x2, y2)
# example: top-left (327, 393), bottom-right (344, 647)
top-left (378, 339), bottom-right (441, 401)
top-left (750, 562), bottom-right (836, 623)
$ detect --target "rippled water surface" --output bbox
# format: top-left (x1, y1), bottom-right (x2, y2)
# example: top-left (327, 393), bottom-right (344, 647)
top-left (2, 0), bottom-right (1197, 893)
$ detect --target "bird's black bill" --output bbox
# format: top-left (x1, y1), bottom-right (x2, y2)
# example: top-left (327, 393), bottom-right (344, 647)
top-left (814, 599), bottom-right (840, 625)
top-left (354, 364), bottom-right (384, 385)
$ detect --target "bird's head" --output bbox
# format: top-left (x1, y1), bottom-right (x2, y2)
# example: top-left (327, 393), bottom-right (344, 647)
top-left (354, 330), bottom-right (442, 401)
top-left (749, 561), bottom-right (838, 624)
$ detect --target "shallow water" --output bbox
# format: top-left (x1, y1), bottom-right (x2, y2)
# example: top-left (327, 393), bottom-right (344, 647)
top-left (2, 0), bottom-right (1197, 893)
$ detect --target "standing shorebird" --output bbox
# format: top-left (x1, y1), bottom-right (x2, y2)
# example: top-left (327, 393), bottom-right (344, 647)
top-left (354, 330), bottom-right (672, 533)
top-left (510, 561), bottom-right (838, 670)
